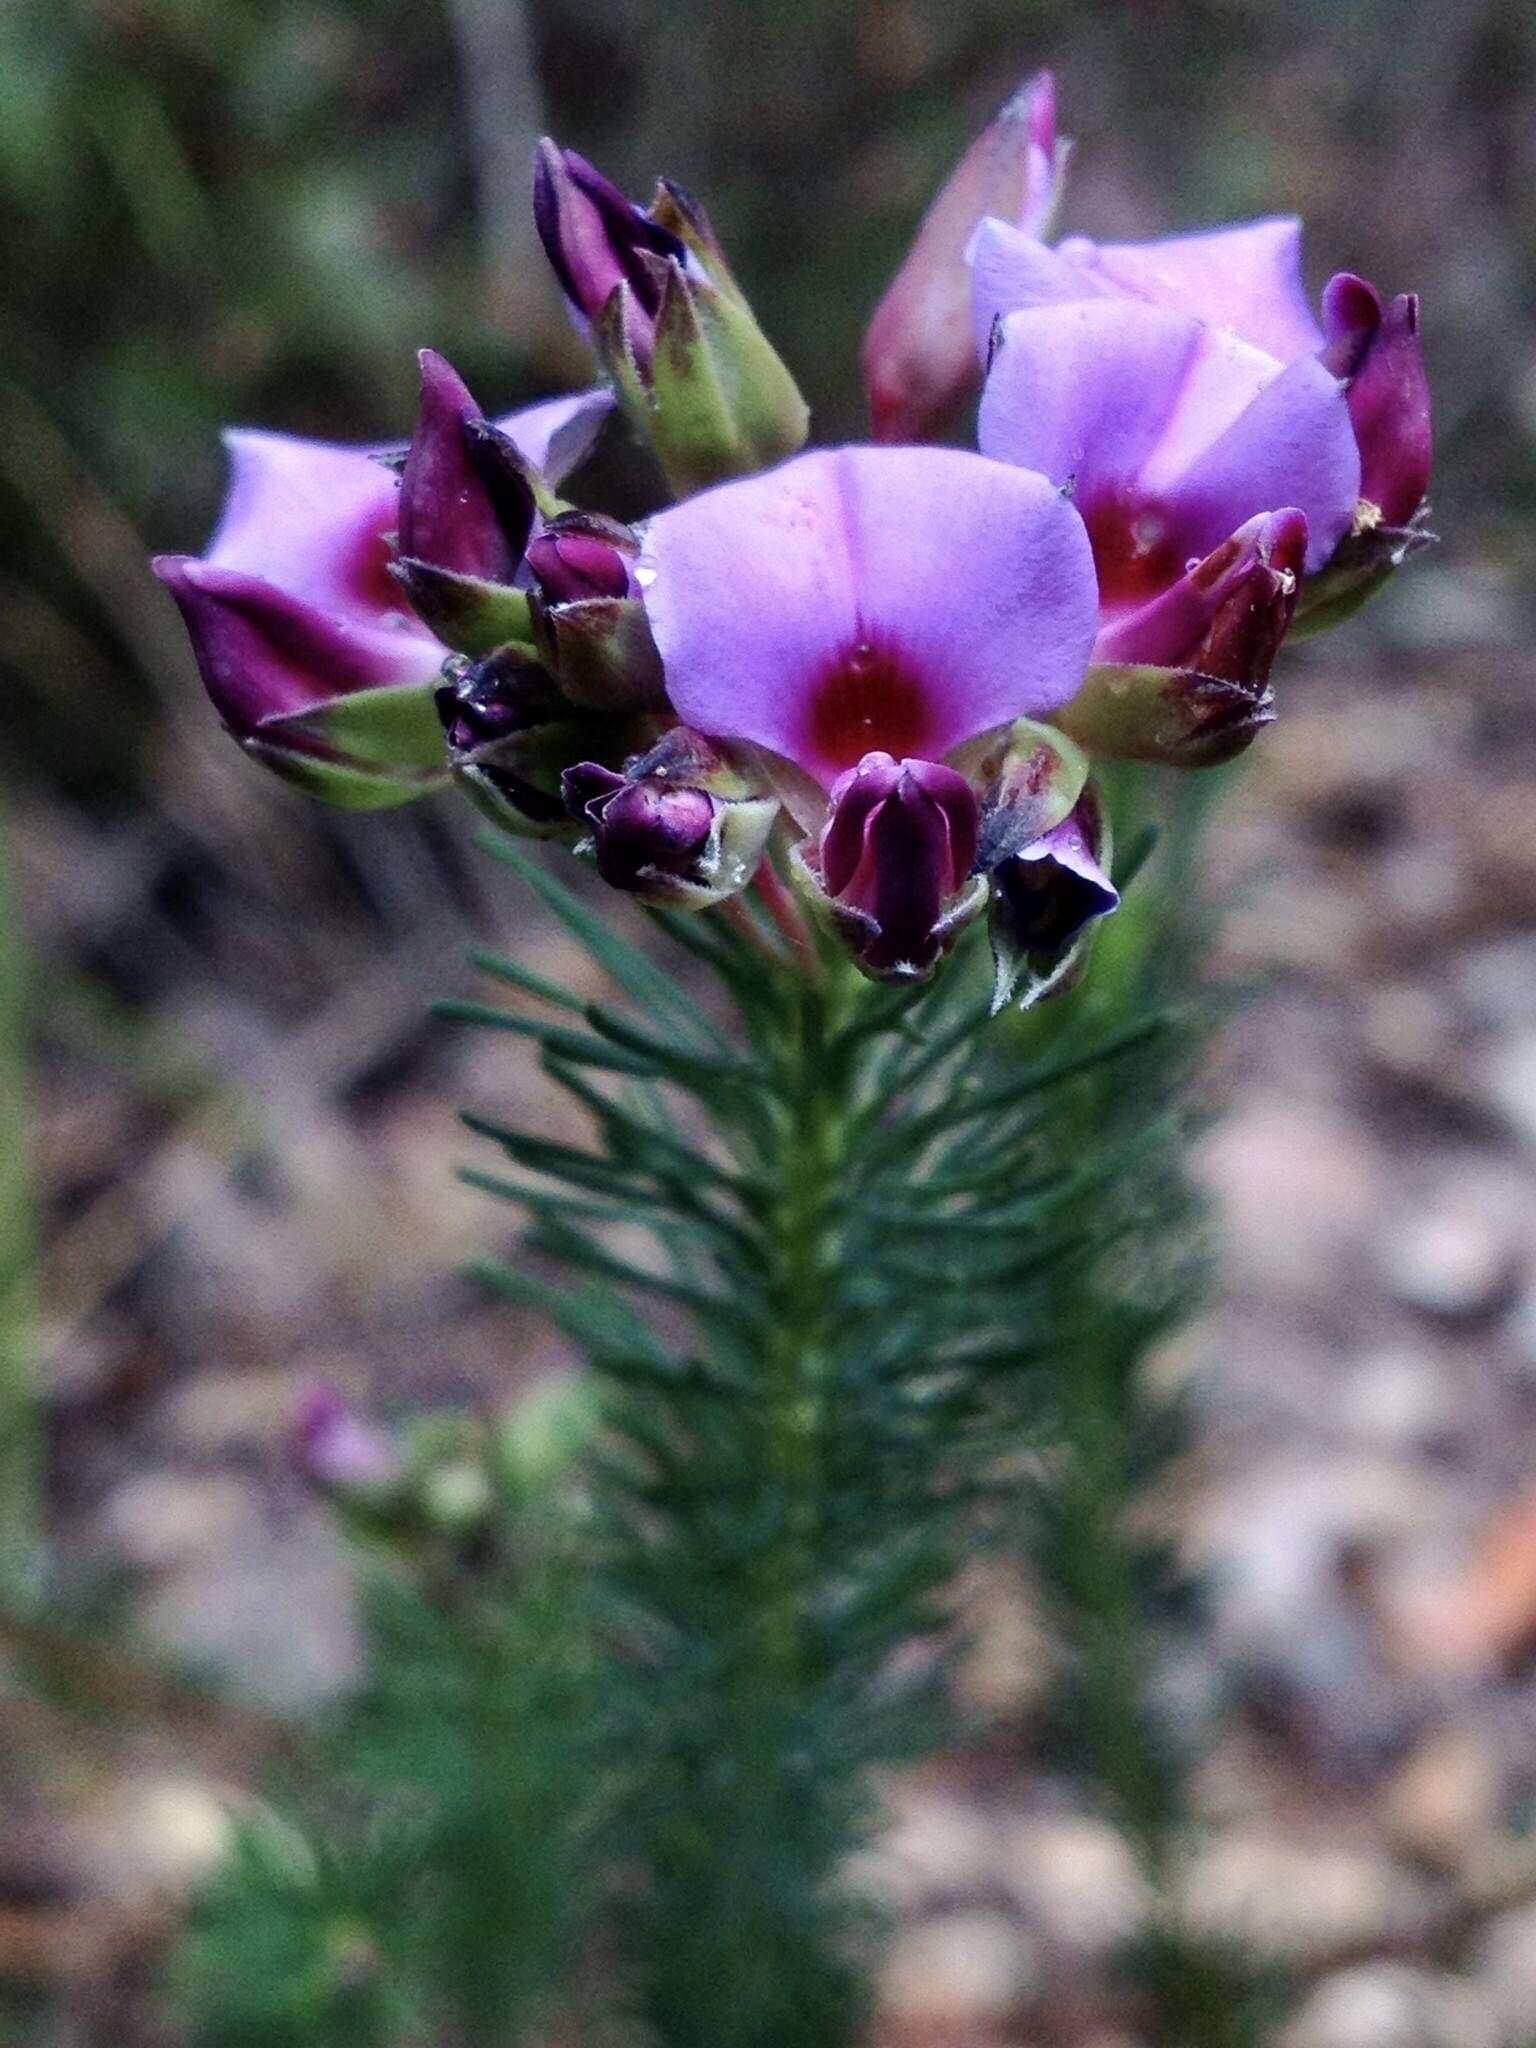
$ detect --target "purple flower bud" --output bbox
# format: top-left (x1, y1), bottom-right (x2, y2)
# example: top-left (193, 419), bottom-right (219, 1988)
top-left (1322, 277), bottom-right (1432, 529)
top-left (989, 794), bottom-right (1118, 1010)
top-left (533, 140), bottom-right (687, 359)
top-left (815, 753), bottom-right (981, 980)
top-left (154, 559), bottom-right (400, 737)
top-left (433, 647), bottom-right (564, 758)
top-left (563, 760), bottom-right (719, 892)
top-left (152, 556), bottom-right (448, 804)
top-left (398, 351), bottom-right (535, 586)
top-left (862, 71), bottom-right (1064, 443)
top-left (526, 524), bottom-right (633, 604)
top-left (290, 1386), bottom-right (402, 1498)
top-left (1095, 507), bottom-right (1307, 680)
top-left (1058, 510), bottom-right (1306, 769)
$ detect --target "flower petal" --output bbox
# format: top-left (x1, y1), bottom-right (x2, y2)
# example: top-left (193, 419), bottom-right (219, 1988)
top-left (153, 556), bottom-right (444, 735)
top-left (979, 301), bottom-right (1357, 575)
top-left (968, 216), bottom-right (1108, 355)
top-left (642, 446), bottom-right (1098, 789)
top-left (209, 430), bottom-right (425, 634)
top-left (499, 386), bottom-right (614, 484)
top-left (208, 390), bottom-right (611, 632)
top-left (1060, 216), bottom-right (1323, 361)
top-left (1166, 351), bottom-right (1359, 571)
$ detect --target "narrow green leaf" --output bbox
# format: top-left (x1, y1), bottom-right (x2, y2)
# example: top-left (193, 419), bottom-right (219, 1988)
top-left (474, 834), bottom-right (728, 1049)
top-left (469, 948), bottom-right (589, 1015)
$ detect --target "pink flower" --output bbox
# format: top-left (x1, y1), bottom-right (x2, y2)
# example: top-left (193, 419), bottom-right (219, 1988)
top-left (967, 95), bottom-right (1430, 621)
top-left (641, 444), bottom-right (1099, 977)
top-left (864, 72), bottom-right (1429, 656)
top-left (643, 445), bottom-right (1097, 794)
top-left (154, 383), bottom-right (611, 805)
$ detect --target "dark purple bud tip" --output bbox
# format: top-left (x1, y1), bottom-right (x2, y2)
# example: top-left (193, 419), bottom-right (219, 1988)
top-left (1348, 292), bottom-right (1432, 528)
top-left (993, 806), bottom-right (1119, 956)
top-left (533, 138), bottom-right (687, 327)
top-left (564, 760), bottom-right (718, 892)
top-left (1198, 506), bottom-right (1307, 687)
top-left (435, 650), bottom-right (563, 756)
top-left (400, 351), bottom-right (532, 585)
top-left (1320, 271), bottom-right (1384, 378)
top-left (527, 529), bottom-right (632, 604)
top-left (819, 752), bottom-right (981, 978)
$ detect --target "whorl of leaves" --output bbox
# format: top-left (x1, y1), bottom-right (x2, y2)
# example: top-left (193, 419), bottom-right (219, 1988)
top-left (180, 801), bottom-right (1240, 2048)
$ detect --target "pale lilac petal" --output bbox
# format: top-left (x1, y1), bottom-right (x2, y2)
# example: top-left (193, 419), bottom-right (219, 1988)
top-left (978, 301), bottom-right (1211, 499)
top-left (1168, 352), bottom-right (1359, 571)
top-left (1061, 217), bottom-right (1323, 360)
top-left (208, 389), bottom-right (609, 635)
top-left (209, 431), bottom-right (422, 635)
top-left (496, 386), bottom-right (613, 484)
top-left (1136, 324), bottom-right (1286, 491)
top-left (979, 301), bottom-right (1357, 578)
top-left (643, 446), bottom-right (1098, 789)
top-left (968, 217), bottom-right (1105, 357)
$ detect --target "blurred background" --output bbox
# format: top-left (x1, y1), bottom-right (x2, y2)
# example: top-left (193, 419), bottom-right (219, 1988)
top-left (3, 0), bottom-right (1536, 2041)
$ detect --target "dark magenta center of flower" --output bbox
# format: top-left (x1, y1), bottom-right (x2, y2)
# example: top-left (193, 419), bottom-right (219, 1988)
top-left (804, 637), bottom-right (934, 778)
top-left (1081, 490), bottom-right (1187, 614)
top-left (346, 511), bottom-right (404, 615)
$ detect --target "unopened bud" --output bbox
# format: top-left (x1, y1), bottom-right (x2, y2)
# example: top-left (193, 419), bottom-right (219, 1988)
top-left (989, 787), bottom-right (1118, 1011)
top-left (1058, 510), bottom-right (1305, 769)
top-left (794, 752), bottom-right (986, 982)
top-left (152, 557), bottom-right (448, 809)
top-left (562, 727), bottom-right (778, 908)
top-left (862, 70), bottom-right (1067, 443)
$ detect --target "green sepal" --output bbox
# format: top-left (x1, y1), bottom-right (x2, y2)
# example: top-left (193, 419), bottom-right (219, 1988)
top-left (595, 263), bottom-right (809, 497)
top-left (701, 284), bottom-right (810, 476)
top-left (531, 594), bottom-right (666, 712)
top-left (647, 266), bottom-right (745, 495)
top-left (1053, 665), bottom-right (1274, 770)
top-left (244, 739), bottom-right (445, 811)
top-left (455, 759), bottom-right (580, 842)
top-left (390, 557), bottom-right (537, 659)
top-left (971, 716), bottom-right (1090, 871)
top-left (1290, 512), bottom-right (1434, 640)
top-left (273, 677), bottom-right (447, 772)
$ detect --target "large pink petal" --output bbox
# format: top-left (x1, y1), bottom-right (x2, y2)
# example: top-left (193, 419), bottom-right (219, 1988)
top-left (967, 216), bottom-right (1108, 356)
top-left (978, 301), bottom-right (1213, 501)
top-left (979, 301), bottom-right (1356, 579)
top-left (208, 388), bottom-right (612, 632)
top-left (1167, 352), bottom-right (1360, 570)
top-left (1061, 217), bottom-right (1323, 361)
top-left (642, 446), bottom-right (1097, 789)
top-left (209, 431), bottom-right (421, 633)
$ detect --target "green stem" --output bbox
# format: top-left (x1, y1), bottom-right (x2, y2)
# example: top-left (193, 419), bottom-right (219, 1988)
top-left (758, 976), bottom-right (845, 1682)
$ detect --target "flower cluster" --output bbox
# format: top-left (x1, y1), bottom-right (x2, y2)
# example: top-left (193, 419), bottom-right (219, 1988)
top-left (155, 74), bottom-right (1431, 1002)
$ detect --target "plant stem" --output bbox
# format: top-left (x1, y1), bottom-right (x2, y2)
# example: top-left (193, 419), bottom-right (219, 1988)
top-left (758, 976), bottom-right (843, 1682)
top-left (623, 967), bottom-right (869, 2048)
